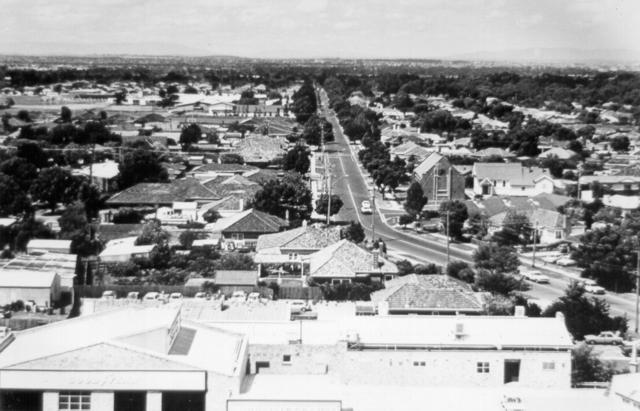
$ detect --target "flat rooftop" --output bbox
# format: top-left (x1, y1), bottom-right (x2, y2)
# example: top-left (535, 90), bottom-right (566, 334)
top-left (236, 374), bottom-right (609, 411)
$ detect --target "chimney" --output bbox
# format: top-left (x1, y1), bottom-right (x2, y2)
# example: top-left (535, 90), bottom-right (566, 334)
top-left (372, 249), bottom-right (379, 269)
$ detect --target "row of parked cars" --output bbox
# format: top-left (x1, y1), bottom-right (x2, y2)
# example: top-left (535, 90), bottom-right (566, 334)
top-left (101, 290), bottom-right (216, 302)
top-left (518, 270), bottom-right (605, 294)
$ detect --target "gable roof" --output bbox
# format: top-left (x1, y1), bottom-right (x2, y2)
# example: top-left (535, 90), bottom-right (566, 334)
top-left (256, 225), bottom-right (341, 252)
top-left (309, 240), bottom-right (397, 278)
top-left (206, 209), bottom-right (288, 234)
top-left (539, 147), bottom-right (578, 160)
top-left (107, 178), bottom-right (217, 205)
top-left (473, 147), bottom-right (516, 158)
top-left (7, 342), bottom-right (199, 371)
top-left (414, 152), bottom-right (445, 176)
top-left (473, 162), bottom-right (550, 187)
top-left (191, 163), bottom-right (258, 174)
top-left (371, 274), bottom-right (484, 313)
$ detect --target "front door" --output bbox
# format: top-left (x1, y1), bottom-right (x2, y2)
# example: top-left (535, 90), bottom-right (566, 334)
top-left (114, 391), bottom-right (146, 411)
top-left (504, 359), bottom-right (521, 384)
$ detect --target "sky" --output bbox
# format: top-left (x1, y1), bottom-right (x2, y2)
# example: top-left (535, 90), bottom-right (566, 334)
top-left (1, 0), bottom-right (639, 60)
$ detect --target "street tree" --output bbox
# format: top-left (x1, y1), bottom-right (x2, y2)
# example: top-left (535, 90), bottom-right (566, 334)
top-left (341, 221), bottom-right (365, 244)
top-left (58, 202), bottom-right (88, 237)
top-left (571, 344), bottom-right (614, 384)
top-left (398, 214), bottom-right (415, 227)
top-left (136, 220), bottom-right (170, 246)
top-left (282, 144), bottom-right (311, 174)
top-left (493, 210), bottom-right (532, 246)
top-left (475, 269), bottom-right (527, 295)
top-left (439, 200), bottom-right (468, 239)
top-left (473, 244), bottom-right (520, 274)
top-left (0, 157), bottom-right (38, 191)
top-left (302, 114), bottom-right (334, 146)
top-left (315, 194), bottom-right (343, 217)
top-left (611, 135), bottom-right (630, 152)
top-left (60, 106), bottom-right (72, 122)
top-left (543, 282), bottom-right (627, 340)
top-left (404, 182), bottom-right (427, 217)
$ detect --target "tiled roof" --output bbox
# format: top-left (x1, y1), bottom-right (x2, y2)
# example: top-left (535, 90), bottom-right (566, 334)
top-left (256, 225), bottom-right (341, 252)
top-left (309, 240), bottom-right (397, 278)
top-left (206, 209), bottom-right (288, 234)
top-left (474, 147), bottom-right (516, 158)
top-left (215, 270), bottom-right (258, 286)
top-left (473, 163), bottom-right (550, 187)
top-left (203, 175), bottom-right (261, 202)
top-left (192, 163), bottom-right (257, 174)
top-left (371, 274), bottom-right (484, 313)
top-left (107, 178), bottom-right (218, 205)
top-left (233, 135), bottom-right (287, 163)
top-left (532, 193), bottom-right (572, 210)
top-left (539, 147), bottom-right (578, 159)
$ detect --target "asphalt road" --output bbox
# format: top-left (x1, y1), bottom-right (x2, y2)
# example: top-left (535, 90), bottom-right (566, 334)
top-left (317, 89), bottom-right (639, 327)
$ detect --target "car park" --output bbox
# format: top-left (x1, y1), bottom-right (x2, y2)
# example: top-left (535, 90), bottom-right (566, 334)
top-left (521, 271), bottom-right (550, 284)
top-left (360, 201), bottom-right (372, 214)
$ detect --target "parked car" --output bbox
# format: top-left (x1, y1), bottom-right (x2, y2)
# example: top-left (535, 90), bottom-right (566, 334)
top-left (169, 292), bottom-right (183, 302)
top-left (288, 299), bottom-right (309, 314)
top-left (584, 331), bottom-right (624, 345)
top-left (521, 270), bottom-right (550, 284)
top-left (541, 256), bottom-right (558, 264)
top-left (101, 290), bottom-right (116, 300)
top-left (247, 292), bottom-right (261, 303)
top-left (0, 309), bottom-right (11, 319)
top-left (228, 290), bottom-right (247, 304)
top-left (126, 291), bottom-right (140, 300)
top-left (194, 292), bottom-right (209, 301)
top-left (143, 292), bottom-right (160, 301)
top-left (360, 201), bottom-right (372, 214)
top-left (556, 257), bottom-right (576, 266)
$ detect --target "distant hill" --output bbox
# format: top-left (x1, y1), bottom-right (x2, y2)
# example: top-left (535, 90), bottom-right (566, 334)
top-left (0, 41), bottom-right (215, 57)
top-left (447, 48), bottom-right (640, 65)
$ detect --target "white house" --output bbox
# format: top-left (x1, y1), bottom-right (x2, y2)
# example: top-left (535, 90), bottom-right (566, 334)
top-left (0, 270), bottom-right (60, 307)
top-left (538, 147), bottom-right (578, 160)
top-left (473, 163), bottom-right (554, 197)
top-left (99, 237), bottom-right (157, 263)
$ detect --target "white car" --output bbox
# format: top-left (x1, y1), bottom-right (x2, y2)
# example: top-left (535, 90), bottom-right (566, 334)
top-left (169, 292), bottom-right (183, 302)
top-left (288, 300), bottom-right (310, 314)
top-left (228, 291), bottom-right (247, 304)
top-left (143, 292), bottom-right (160, 301)
top-left (521, 271), bottom-right (550, 284)
top-left (194, 292), bottom-right (208, 301)
top-left (361, 201), bottom-right (373, 214)
top-left (581, 279), bottom-right (606, 294)
top-left (126, 291), bottom-right (140, 300)
top-left (247, 292), bottom-right (261, 303)
top-left (556, 257), bottom-right (576, 267)
top-left (101, 290), bottom-right (116, 300)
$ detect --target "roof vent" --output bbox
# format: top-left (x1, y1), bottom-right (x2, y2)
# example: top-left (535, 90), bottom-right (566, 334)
top-left (455, 322), bottom-right (465, 339)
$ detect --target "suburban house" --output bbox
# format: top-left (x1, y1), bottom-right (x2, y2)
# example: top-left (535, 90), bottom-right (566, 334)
top-left (472, 147), bottom-right (516, 160)
top-left (75, 160), bottom-right (120, 192)
top-left (308, 239), bottom-right (398, 284)
top-left (0, 252), bottom-right (77, 292)
top-left (214, 270), bottom-right (259, 293)
top-left (472, 163), bottom-right (554, 197)
top-left (390, 141), bottom-right (432, 163)
top-left (202, 175), bottom-right (262, 203)
top-left (488, 208), bottom-right (569, 244)
top-left (99, 237), bottom-right (157, 263)
top-left (190, 163), bottom-right (258, 180)
top-left (0, 271), bottom-right (61, 307)
top-left (107, 178), bottom-right (218, 208)
top-left (26, 239), bottom-right (72, 255)
top-left (199, 196), bottom-right (245, 219)
top-left (538, 147), bottom-right (578, 160)
top-left (413, 152), bottom-right (466, 210)
top-left (232, 135), bottom-right (287, 165)
top-left (0, 306), bottom-right (249, 411)
top-left (370, 274), bottom-right (485, 315)
top-left (578, 175), bottom-right (640, 208)
top-left (254, 224), bottom-right (342, 283)
top-left (205, 209), bottom-right (289, 251)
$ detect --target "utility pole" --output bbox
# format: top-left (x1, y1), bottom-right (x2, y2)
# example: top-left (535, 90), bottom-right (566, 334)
top-left (371, 185), bottom-right (376, 245)
top-left (88, 132), bottom-right (96, 183)
top-left (532, 221), bottom-right (538, 268)
top-left (446, 209), bottom-right (451, 267)
top-left (326, 173), bottom-right (332, 225)
top-left (636, 250), bottom-right (640, 334)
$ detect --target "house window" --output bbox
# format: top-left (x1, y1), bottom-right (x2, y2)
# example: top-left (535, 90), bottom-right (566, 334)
top-left (555, 231), bottom-right (563, 239)
top-left (283, 354), bottom-right (291, 363)
top-left (476, 362), bottom-right (490, 373)
top-left (231, 233), bottom-right (244, 241)
top-left (543, 362), bottom-right (555, 370)
top-left (502, 181), bottom-right (506, 187)
top-left (412, 361), bottom-right (426, 367)
top-left (59, 391), bottom-right (91, 410)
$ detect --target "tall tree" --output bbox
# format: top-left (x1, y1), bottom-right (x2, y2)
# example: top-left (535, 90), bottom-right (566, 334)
top-left (29, 167), bottom-right (76, 212)
top-left (118, 149), bottom-right (168, 189)
top-left (180, 123), bottom-right (202, 150)
top-left (0, 173), bottom-right (32, 216)
top-left (341, 221), bottom-right (365, 244)
top-left (439, 200), bottom-right (468, 239)
top-left (282, 144), bottom-right (310, 174)
top-left (404, 182), bottom-right (427, 216)
top-left (493, 210), bottom-right (532, 246)
top-left (315, 194), bottom-right (343, 217)
top-left (473, 244), bottom-right (520, 274)
top-left (0, 157), bottom-right (38, 191)
top-left (60, 106), bottom-right (72, 122)
top-left (253, 174), bottom-right (312, 224)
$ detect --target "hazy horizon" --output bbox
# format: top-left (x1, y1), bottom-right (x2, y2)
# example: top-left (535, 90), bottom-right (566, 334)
top-left (2, 0), bottom-right (639, 62)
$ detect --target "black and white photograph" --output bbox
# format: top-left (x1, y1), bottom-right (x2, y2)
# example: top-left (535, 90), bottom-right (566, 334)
top-left (0, 1), bottom-right (639, 410)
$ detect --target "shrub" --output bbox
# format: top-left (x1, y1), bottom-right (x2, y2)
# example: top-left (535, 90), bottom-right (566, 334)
top-left (447, 260), bottom-right (469, 279)
top-left (109, 262), bottom-right (141, 277)
top-left (112, 208), bottom-right (144, 224)
top-left (414, 263), bottom-right (441, 275)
